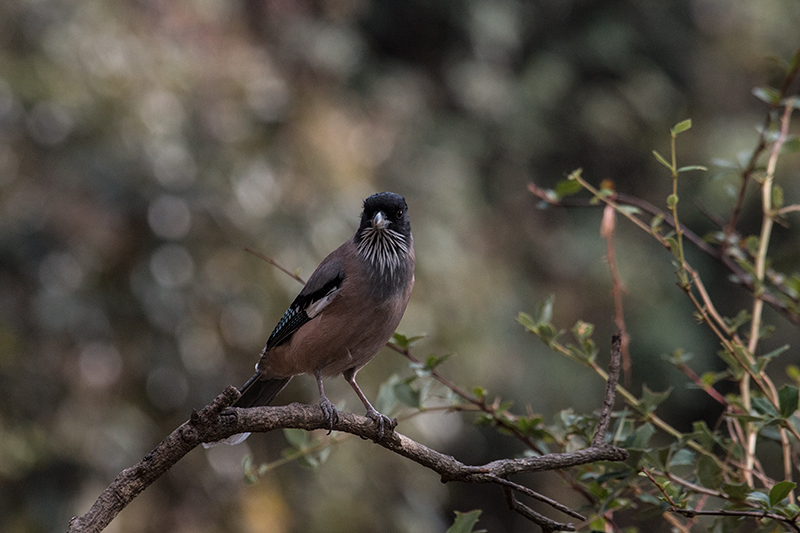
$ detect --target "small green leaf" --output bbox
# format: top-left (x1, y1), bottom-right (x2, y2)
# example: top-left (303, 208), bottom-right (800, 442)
top-left (691, 421), bottom-right (717, 450)
top-left (554, 179), bottom-right (583, 199)
top-left (375, 374), bottom-right (401, 415)
top-left (746, 490), bottom-right (771, 508)
top-left (779, 385), bottom-right (799, 418)
top-left (625, 423), bottom-right (655, 450)
top-left (618, 205), bottom-right (642, 216)
top-left (772, 185), bottom-right (784, 210)
top-left (752, 396), bottom-right (780, 419)
top-left (770, 481), bottom-right (796, 507)
top-left (665, 237), bottom-right (680, 258)
top-left (638, 385), bottom-right (671, 414)
top-left (535, 295), bottom-right (554, 325)
top-left (664, 348), bottom-right (692, 365)
top-left (697, 455), bottom-right (723, 489)
top-left (652, 150), bottom-right (672, 170)
top-left (446, 510), bottom-right (485, 533)
top-left (424, 353), bottom-right (452, 370)
top-left (676, 165), bottom-right (708, 173)
top-left (394, 381), bottom-right (421, 408)
top-left (723, 482), bottom-right (751, 502)
top-left (781, 137), bottom-right (800, 154)
top-left (650, 213), bottom-right (664, 233)
top-left (753, 86), bottom-right (781, 106)
top-left (668, 448), bottom-right (695, 468)
top-left (391, 332), bottom-right (426, 350)
top-left (666, 194), bottom-right (678, 209)
top-left (671, 119), bottom-right (693, 135)
top-left (566, 168), bottom-right (583, 181)
top-left (516, 312), bottom-right (535, 331)
top-left (283, 428), bottom-right (309, 449)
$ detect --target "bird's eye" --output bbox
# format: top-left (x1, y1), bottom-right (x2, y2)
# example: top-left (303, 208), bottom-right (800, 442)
top-left (395, 209), bottom-right (404, 220)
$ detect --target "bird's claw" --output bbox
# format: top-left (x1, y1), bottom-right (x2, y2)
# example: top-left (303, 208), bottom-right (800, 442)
top-left (319, 396), bottom-right (339, 434)
top-left (365, 408), bottom-right (397, 442)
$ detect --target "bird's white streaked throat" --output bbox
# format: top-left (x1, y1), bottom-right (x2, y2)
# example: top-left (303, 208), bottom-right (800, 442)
top-left (357, 211), bottom-right (410, 275)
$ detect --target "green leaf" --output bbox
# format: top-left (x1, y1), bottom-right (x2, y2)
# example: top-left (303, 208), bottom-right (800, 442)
top-left (283, 428), bottom-right (309, 449)
top-left (625, 423), bottom-right (655, 450)
top-left (446, 510), bottom-right (485, 533)
top-left (676, 165), bottom-right (708, 173)
top-left (664, 348), bottom-right (693, 365)
top-left (618, 205), bottom-right (642, 216)
top-left (650, 213), bottom-right (664, 233)
top-left (652, 150), bottom-right (672, 170)
top-left (391, 332), bottom-right (426, 350)
top-left (394, 381), bottom-right (421, 408)
top-left (566, 168), bottom-right (583, 181)
top-left (665, 237), bottom-right (680, 259)
top-left (746, 490), bottom-right (771, 508)
top-left (781, 137), bottom-right (800, 154)
top-left (772, 184), bottom-right (784, 210)
top-left (769, 481), bottom-right (796, 507)
top-left (722, 482), bottom-right (751, 501)
top-left (668, 448), bottom-right (695, 468)
top-left (638, 385), bottom-right (671, 414)
top-left (554, 179), bottom-right (583, 199)
top-left (691, 421), bottom-right (717, 450)
top-left (697, 455), bottom-right (723, 489)
top-left (778, 385), bottom-right (799, 418)
top-left (424, 353), bottom-right (452, 370)
top-left (375, 374), bottom-right (401, 415)
top-left (666, 194), bottom-right (678, 209)
top-left (671, 119), bottom-right (693, 135)
top-left (516, 312), bottom-right (535, 331)
top-left (752, 396), bottom-right (780, 419)
top-left (535, 295), bottom-right (554, 325)
top-left (752, 86), bottom-right (781, 106)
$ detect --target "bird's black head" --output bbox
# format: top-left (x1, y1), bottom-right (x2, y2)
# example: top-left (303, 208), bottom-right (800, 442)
top-left (359, 192), bottom-right (411, 237)
top-left (355, 192), bottom-right (413, 286)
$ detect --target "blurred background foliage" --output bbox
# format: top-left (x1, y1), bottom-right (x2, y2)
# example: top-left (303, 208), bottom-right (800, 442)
top-left (0, 0), bottom-right (799, 531)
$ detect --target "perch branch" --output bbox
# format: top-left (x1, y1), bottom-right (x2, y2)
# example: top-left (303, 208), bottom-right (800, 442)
top-left (68, 385), bottom-right (627, 533)
top-left (68, 328), bottom-right (629, 533)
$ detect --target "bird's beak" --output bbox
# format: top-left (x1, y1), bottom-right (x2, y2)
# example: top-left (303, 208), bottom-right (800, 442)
top-left (371, 211), bottom-right (389, 230)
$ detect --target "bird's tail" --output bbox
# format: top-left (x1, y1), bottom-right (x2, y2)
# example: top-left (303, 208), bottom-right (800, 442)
top-left (204, 374), bottom-right (292, 447)
top-left (234, 373), bottom-right (292, 408)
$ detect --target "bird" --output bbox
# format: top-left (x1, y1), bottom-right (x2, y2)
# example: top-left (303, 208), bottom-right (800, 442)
top-left (229, 192), bottom-right (414, 443)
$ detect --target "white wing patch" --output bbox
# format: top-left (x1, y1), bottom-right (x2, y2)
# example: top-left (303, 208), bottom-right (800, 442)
top-left (305, 285), bottom-right (342, 319)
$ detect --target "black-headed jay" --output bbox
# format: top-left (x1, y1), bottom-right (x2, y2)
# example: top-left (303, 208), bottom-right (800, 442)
top-left (230, 192), bottom-right (414, 442)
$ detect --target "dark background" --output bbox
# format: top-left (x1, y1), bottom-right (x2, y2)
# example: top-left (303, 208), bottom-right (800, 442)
top-left (1, 1), bottom-right (799, 531)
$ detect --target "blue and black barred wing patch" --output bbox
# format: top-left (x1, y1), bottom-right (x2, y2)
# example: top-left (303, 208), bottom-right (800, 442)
top-left (265, 272), bottom-right (344, 350)
top-left (266, 305), bottom-right (309, 350)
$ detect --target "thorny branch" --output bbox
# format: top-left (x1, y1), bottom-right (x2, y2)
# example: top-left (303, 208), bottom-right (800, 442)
top-left (640, 469), bottom-right (800, 532)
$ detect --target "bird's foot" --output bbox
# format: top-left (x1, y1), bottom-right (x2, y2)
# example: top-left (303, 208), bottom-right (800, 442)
top-left (365, 407), bottom-right (397, 442)
top-left (318, 395), bottom-right (339, 434)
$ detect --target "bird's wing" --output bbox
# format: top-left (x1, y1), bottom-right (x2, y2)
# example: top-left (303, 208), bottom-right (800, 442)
top-left (265, 254), bottom-right (346, 351)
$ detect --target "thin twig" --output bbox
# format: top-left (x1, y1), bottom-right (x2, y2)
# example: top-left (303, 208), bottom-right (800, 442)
top-left (593, 332), bottom-right (622, 447)
top-left (601, 203), bottom-right (632, 384)
top-left (641, 468), bottom-right (800, 532)
top-left (245, 246), bottom-right (306, 283)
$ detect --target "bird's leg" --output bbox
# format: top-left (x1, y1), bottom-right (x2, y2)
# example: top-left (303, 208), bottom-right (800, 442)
top-left (343, 368), bottom-right (397, 442)
top-left (314, 369), bottom-right (338, 433)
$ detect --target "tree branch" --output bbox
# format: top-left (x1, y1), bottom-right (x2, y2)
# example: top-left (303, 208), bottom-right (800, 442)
top-left (68, 334), bottom-right (629, 533)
